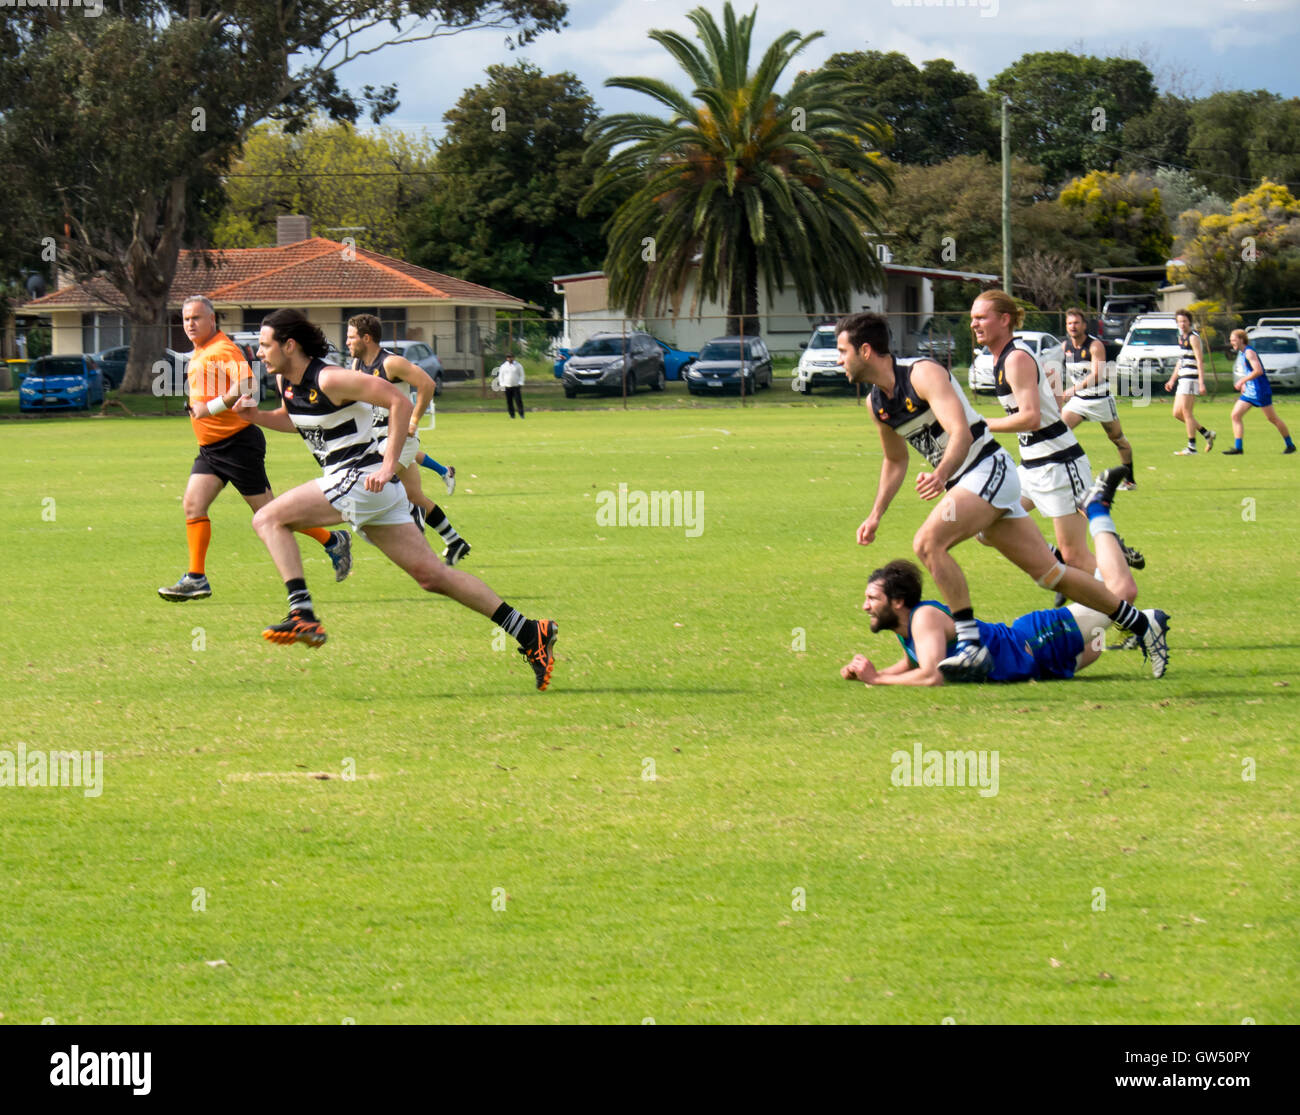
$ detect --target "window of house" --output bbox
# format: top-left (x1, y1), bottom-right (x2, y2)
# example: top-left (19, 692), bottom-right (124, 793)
top-left (81, 312), bottom-right (128, 352)
top-left (342, 307), bottom-right (406, 342)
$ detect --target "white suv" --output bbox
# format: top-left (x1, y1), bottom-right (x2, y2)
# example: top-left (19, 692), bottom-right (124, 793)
top-left (791, 324), bottom-right (845, 393)
top-left (1116, 314), bottom-right (1184, 394)
top-left (1243, 326), bottom-right (1300, 389)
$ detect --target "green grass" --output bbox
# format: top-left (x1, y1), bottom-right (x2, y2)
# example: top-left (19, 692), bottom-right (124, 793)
top-left (0, 395), bottom-right (1296, 1023)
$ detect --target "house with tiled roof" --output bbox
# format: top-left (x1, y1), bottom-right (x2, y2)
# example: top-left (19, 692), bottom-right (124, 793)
top-left (24, 216), bottom-right (525, 376)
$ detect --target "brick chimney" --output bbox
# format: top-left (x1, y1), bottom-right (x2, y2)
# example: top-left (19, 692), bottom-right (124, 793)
top-left (277, 215), bottom-right (311, 246)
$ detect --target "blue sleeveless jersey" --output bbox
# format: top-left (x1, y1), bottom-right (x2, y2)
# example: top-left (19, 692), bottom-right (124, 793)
top-left (1235, 347), bottom-right (1273, 407)
top-left (898, 600), bottom-right (1083, 682)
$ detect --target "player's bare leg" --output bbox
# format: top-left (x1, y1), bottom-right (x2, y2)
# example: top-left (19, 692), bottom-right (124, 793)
top-left (1100, 418), bottom-right (1133, 481)
top-left (181, 472), bottom-right (225, 520)
top-left (397, 462), bottom-right (437, 517)
top-left (158, 473), bottom-right (227, 600)
top-left (249, 481), bottom-right (343, 647)
top-left (1052, 509), bottom-right (1096, 577)
top-left (366, 520), bottom-right (558, 690)
top-left (911, 488), bottom-right (1006, 614)
top-left (365, 520), bottom-right (502, 616)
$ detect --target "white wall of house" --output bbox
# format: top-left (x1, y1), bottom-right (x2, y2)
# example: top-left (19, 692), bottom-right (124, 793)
top-left (557, 268), bottom-right (934, 355)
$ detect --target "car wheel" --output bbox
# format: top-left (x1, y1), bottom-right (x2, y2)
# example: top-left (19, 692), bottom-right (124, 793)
top-left (434, 374), bottom-right (443, 397)
top-left (651, 367), bottom-right (665, 392)
top-left (564, 387), bottom-right (577, 399)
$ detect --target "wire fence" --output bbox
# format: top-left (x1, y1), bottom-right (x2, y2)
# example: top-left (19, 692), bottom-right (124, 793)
top-left (7, 304), bottom-right (1298, 405)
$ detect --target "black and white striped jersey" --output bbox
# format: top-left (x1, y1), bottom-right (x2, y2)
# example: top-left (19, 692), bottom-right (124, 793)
top-left (1177, 330), bottom-right (1202, 381)
top-left (282, 358), bottom-right (383, 477)
top-left (354, 347), bottom-right (415, 439)
top-left (869, 357), bottom-right (1002, 488)
top-left (993, 339), bottom-right (1086, 469)
top-left (1063, 333), bottom-right (1109, 398)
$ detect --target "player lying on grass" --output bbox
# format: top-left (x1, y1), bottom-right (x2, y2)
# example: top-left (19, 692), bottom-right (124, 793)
top-left (233, 309), bottom-right (557, 690)
top-left (838, 312), bottom-right (1169, 680)
top-left (841, 468), bottom-right (1167, 685)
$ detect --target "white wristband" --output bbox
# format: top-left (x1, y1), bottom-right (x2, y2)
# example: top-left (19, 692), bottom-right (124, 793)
top-left (207, 396), bottom-right (229, 415)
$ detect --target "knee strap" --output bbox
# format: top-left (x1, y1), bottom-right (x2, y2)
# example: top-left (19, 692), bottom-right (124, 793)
top-left (1036, 561), bottom-right (1066, 590)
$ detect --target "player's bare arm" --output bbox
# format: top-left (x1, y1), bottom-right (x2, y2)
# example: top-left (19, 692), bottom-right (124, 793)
top-left (859, 414), bottom-right (910, 544)
top-left (382, 354), bottom-right (436, 436)
top-left (236, 396), bottom-right (296, 433)
top-left (983, 350), bottom-right (1041, 435)
top-left (859, 606), bottom-right (947, 687)
top-left (909, 360), bottom-right (973, 500)
top-left (317, 368), bottom-right (413, 490)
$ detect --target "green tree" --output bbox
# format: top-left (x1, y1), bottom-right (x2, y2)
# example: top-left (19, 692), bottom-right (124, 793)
top-left (1170, 181), bottom-right (1300, 312)
top-left (0, 1), bottom-right (566, 392)
top-left (214, 120), bottom-right (437, 257)
top-left (406, 61), bottom-right (612, 315)
top-left (1185, 91), bottom-right (1300, 193)
top-left (989, 52), bottom-right (1157, 186)
top-left (1058, 170), bottom-right (1172, 265)
top-left (584, 2), bottom-right (891, 332)
top-left (1151, 168), bottom-right (1227, 224)
top-left (1119, 94), bottom-right (1194, 174)
top-left (822, 50), bottom-right (996, 165)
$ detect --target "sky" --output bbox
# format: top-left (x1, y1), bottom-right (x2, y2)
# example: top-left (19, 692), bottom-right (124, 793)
top-left (337, 0), bottom-right (1300, 142)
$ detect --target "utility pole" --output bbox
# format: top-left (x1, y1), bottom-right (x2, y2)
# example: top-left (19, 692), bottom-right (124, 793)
top-left (1001, 95), bottom-right (1012, 295)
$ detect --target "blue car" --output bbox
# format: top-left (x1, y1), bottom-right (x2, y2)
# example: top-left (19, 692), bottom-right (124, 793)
top-left (654, 338), bottom-right (698, 380)
top-left (19, 354), bottom-right (106, 412)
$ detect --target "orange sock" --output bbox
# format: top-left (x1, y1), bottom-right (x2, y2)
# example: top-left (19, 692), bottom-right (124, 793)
top-left (299, 526), bottom-right (332, 546)
top-left (185, 516), bottom-right (211, 575)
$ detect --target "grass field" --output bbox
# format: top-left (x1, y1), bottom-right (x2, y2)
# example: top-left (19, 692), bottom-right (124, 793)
top-left (1, 388), bottom-right (1296, 1024)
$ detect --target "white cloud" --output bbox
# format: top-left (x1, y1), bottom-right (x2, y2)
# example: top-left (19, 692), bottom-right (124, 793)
top-left (338, 0), bottom-right (1300, 138)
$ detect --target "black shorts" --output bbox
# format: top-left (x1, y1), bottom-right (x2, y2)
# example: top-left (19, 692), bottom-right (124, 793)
top-left (191, 424), bottom-right (271, 497)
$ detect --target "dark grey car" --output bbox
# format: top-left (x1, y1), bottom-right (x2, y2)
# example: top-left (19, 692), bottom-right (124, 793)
top-left (562, 332), bottom-right (666, 397)
top-left (684, 335), bottom-right (774, 394)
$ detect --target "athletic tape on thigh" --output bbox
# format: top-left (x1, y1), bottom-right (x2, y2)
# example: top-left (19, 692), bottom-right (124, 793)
top-left (1035, 561), bottom-right (1066, 589)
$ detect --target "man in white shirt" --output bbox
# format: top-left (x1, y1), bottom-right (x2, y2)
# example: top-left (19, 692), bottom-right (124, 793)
top-left (498, 352), bottom-right (525, 419)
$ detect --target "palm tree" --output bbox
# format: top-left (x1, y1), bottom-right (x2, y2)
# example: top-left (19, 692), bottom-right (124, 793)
top-left (583, 2), bottom-right (892, 334)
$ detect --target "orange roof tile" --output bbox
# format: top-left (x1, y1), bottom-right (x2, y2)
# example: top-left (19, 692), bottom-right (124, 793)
top-left (25, 238), bottom-right (524, 311)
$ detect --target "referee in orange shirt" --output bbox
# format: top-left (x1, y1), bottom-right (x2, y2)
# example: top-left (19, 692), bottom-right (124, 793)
top-left (158, 296), bottom-right (352, 600)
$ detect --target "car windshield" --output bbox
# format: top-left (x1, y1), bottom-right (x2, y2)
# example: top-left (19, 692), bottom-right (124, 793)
top-left (575, 337), bottom-right (628, 357)
top-left (1105, 301), bottom-right (1152, 314)
top-left (1127, 328), bottom-right (1179, 346)
top-left (807, 331), bottom-right (837, 350)
top-left (699, 342), bottom-right (742, 361)
top-left (32, 358), bottom-right (86, 377)
top-left (1251, 337), bottom-right (1299, 354)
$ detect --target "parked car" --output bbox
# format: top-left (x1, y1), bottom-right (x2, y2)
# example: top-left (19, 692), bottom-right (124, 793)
top-left (791, 324), bottom-right (845, 393)
top-left (968, 331), bottom-right (1065, 395)
top-left (1098, 292), bottom-right (1159, 356)
top-left (1115, 314), bottom-right (1184, 394)
top-left (18, 354), bottom-right (105, 412)
top-left (561, 331), bottom-right (666, 397)
top-left (89, 345), bottom-right (131, 389)
top-left (1242, 327), bottom-right (1300, 389)
top-left (554, 336), bottom-right (696, 382)
top-left (653, 338), bottom-right (698, 380)
top-left (685, 335), bottom-right (774, 395)
top-left (909, 317), bottom-right (956, 359)
top-left (383, 339), bottom-right (444, 395)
